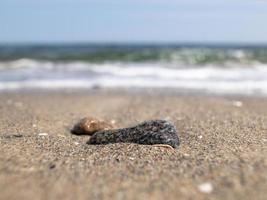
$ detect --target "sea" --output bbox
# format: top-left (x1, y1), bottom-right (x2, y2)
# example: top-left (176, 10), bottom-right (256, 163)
top-left (0, 43), bottom-right (267, 96)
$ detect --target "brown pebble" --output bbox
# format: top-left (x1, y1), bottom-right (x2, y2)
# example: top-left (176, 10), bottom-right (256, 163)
top-left (71, 117), bottom-right (116, 135)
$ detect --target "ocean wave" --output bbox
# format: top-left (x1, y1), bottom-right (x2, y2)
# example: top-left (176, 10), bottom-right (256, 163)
top-left (1, 79), bottom-right (267, 96)
top-left (1, 59), bottom-right (267, 79)
top-left (0, 58), bottom-right (267, 95)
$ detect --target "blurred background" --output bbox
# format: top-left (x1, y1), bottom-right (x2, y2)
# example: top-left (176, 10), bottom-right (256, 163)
top-left (1, 0), bottom-right (267, 95)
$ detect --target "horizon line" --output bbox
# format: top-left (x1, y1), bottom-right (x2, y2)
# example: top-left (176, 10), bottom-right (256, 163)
top-left (1, 41), bottom-right (267, 48)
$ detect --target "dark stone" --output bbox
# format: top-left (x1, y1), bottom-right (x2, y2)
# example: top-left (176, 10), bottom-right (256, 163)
top-left (1, 134), bottom-right (23, 139)
top-left (49, 163), bottom-right (56, 169)
top-left (87, 120), bottom-right (180, 148)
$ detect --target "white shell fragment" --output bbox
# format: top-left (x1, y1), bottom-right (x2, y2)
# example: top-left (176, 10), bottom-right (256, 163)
top-left (198, 182), bottom-right (213, 193)
top-left (232, 101), bottom-right (243, 107)
top-left (38, 133), bottom-right (48, 136)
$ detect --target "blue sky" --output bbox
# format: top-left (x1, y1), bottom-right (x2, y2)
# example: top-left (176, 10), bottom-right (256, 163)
top-left (1, 0), bottom-right (267, 44)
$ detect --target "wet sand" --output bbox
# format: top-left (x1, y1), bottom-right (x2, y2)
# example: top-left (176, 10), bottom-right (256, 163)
top-left (0, 91), bottom-right (267, 200)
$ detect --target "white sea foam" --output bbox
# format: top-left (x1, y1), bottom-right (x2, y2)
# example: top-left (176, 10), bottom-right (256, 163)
top-left (0, 59), bottom-right (267, 96)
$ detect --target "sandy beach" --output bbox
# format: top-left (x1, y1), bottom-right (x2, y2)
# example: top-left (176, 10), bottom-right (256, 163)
top-left (0, 91), bottom-right (267, 200)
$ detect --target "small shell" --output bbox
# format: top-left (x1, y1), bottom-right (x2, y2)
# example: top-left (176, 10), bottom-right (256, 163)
top-left (71, 117), bottom-right (115, 135)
